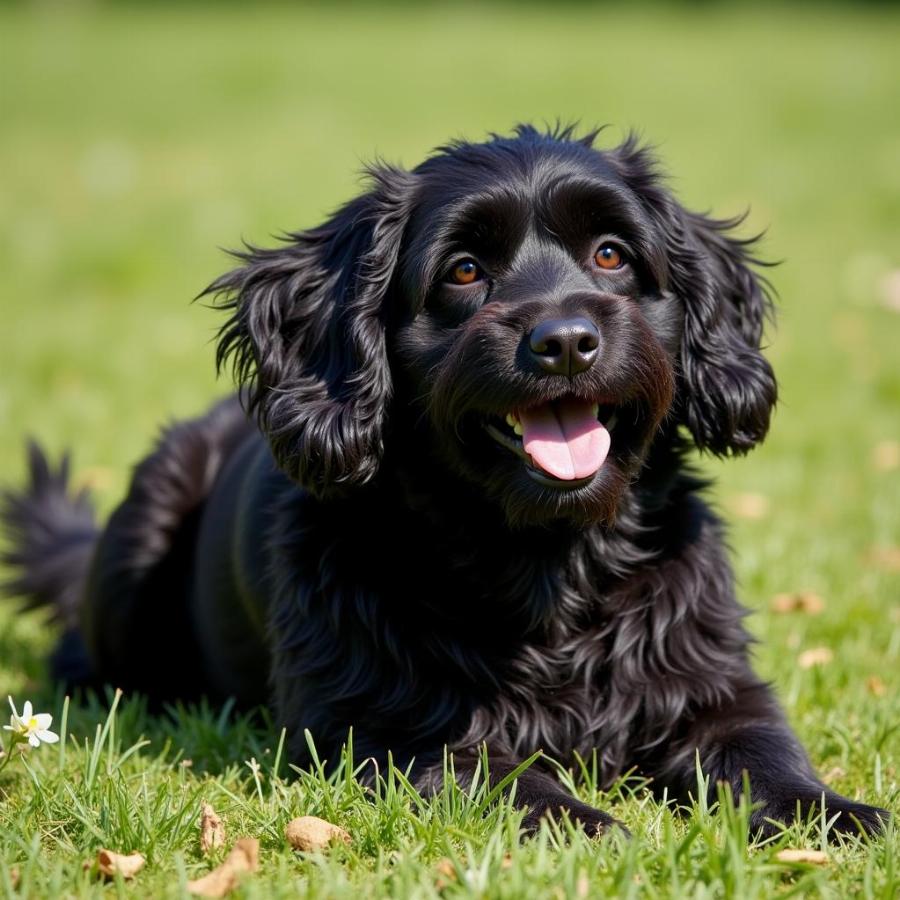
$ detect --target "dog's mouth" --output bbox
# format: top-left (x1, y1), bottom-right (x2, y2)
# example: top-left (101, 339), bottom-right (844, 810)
top-left (483, 396), bottom-right (618, 490)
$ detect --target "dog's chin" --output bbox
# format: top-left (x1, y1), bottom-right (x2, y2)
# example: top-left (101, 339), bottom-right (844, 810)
top-left (494, 458), bottom-right (631, 530)
top-left (444, 398), bottom-right (647, 529)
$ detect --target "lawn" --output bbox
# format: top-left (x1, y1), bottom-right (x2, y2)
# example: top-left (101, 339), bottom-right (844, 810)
top-left (0, 3), bottom-right (898, 897)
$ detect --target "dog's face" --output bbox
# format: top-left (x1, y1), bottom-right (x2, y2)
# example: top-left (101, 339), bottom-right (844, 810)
top-left (211, 126), bottom-right (777, 528)
top-left (391, 137), bottom-right (680, 526)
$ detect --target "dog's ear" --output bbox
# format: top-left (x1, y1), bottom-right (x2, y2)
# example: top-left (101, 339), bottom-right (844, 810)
top-left (673, 209), bottom-right (778, 454)
top-left (207, 165), bottom-right (415, 493)
top-left (612, 138), bottom-right (777, 455)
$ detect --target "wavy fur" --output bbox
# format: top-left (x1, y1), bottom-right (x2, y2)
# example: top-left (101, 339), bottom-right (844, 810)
top-left (1, 125), bottom-right (886, 840)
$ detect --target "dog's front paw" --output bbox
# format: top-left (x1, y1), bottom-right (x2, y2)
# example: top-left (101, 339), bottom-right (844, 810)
top-left (521, 795), bottom-right (630, 839)
top-left (753, 789), bottom-right (890, 839)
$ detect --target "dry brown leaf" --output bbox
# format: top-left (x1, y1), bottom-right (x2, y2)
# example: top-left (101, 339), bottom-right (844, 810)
top-left (75, 466), bottom-right (116, 493)
top-left (500, 853), bottom-right (513, 870)
top-left (199, 802), bottom-right (226, 855)
top-left (867, 546), bottom-right (900, 572)
top-left (727, 492), bottom-right (770, 520)
top-left (284, 816), bottom-right (350, 852)
top-left (878, 270), bottom-right (900, 312)
top-left (187, 838), bottom-right (259, 898)
top-left (798, 647), bottom-right (833, 669)
top-left (435, 857), bottom-right (458, 890)
top-left (821, 765), bottom-right (846, 785)
top-left (872, 440), bottom-right (900, 472)
top-left (434, 858), bottom-right (456, 877)
top-left (866, 675), bottom-right (887, 697)
top-left (96, 849), bottom-right (146, 880)
top-left (576, 869), bottom-right (589, 898)
top-left (8, 867), bottom-right (19, 890)
top-left (770, 592), bottom-right (825, 615)
top-left (774, 848), bottom-right (828, 865)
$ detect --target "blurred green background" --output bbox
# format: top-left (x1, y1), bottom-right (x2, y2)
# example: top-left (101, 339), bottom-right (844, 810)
top-left (1, 0), bottom-right (898, 744)
top-left (0, 5), bottom-right (898, 896)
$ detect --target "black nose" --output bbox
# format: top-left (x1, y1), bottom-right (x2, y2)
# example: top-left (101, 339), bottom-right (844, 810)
top-left (528, 317), bottom-right (600, 377)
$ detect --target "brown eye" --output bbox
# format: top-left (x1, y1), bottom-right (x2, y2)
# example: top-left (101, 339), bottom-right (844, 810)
top-left (594, 243), bottom-right (624, 271)
top-left (447, 259), bottom-right (482, 285)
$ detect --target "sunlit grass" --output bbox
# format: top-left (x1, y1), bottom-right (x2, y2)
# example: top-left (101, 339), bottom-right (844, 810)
top-left (1, 2), bottom-right (898, 896)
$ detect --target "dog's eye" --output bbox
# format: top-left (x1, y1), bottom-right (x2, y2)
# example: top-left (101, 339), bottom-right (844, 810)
top-left (594, 243), bottom-right (626, 271)
top-left (446, 259), bottom-right (483, 285)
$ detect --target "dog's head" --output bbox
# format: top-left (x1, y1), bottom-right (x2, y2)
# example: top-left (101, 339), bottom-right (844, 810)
top-left (210, 126), bottom-right (776, 527)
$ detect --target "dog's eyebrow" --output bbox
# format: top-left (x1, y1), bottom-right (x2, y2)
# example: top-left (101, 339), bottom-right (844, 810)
top-left (409, 187), bottom-right (532, 292)
top-left (539, 177), bottom-right (668, 287)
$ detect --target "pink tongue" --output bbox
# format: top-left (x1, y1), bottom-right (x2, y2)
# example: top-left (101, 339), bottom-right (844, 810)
top-left (519, 397), bottom-right (610, 480)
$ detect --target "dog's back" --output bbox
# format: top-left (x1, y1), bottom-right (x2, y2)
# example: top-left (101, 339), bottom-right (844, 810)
top-left (1, 394), bottom-right (258, 702)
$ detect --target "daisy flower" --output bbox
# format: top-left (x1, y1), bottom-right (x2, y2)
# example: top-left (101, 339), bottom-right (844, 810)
top-left (4, 698), bottom-right (59, 748)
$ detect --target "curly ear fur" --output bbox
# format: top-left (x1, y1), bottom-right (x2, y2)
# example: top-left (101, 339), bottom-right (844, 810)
top-left (206, 165), bottom-right (415, 493)
top-left (612, 136), bottom-right (777, 455)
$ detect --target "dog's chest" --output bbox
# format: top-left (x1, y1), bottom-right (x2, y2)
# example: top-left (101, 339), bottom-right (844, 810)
top-left (475, 614), bottom-right (632, 756)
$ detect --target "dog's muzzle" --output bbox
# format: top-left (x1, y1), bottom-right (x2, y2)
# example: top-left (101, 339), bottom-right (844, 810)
top-left (484, 395), bottom-right (618, 489)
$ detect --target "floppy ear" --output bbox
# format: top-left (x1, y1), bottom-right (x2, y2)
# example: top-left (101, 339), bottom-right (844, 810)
top-left (674, 209), bottom-right (778, 454)
top-left (612, 137), bottom-right (777, 455)
top-left (206, 165), bottom-right (415, 493)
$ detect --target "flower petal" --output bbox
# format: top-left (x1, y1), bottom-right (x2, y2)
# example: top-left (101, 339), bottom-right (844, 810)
top-left (36, 730), bottom-right (59, 744)
top-left (7, 697), bottom-right (19, 718)
top-left (33, 713), bottom-right (52, 730)
top-left (27, 733), bottom-right (40, 748)
top-left (22, 702), bottom-right (33, 721)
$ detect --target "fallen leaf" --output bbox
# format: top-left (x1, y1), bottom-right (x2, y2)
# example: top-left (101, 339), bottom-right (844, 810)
top-left (435, 857), bottom-right (458, 890)
top-left (770, 592), bottom-right (825, 615)
top-left (798, 647), bottom-right (833, 669)
top-left (75, 465), bottom-right (116, 493)
top-left (500, 853), bottom-right (513, 870)
top-left (96, 849), bottom-right (146, 880)
top-left (872, 440), bottom-right (900, 472)
top-left (821, 766), bottom-right (846, 785)
top-left (867, 546), bottom-right (900, 572)
top-left (9, 867), bottom-right (19, 889)
top-left (878, 270), bottom-right (900, 312)
top-left (727, 492), bottom-right (769, 520)
top-left (866, 675), bottom-right (887, 697)
top-left (576, 869), bottom-right (589, 898)
top-left (774, 848), bottom-right (828, 865)
top-left (199, 802), bottom-right (225, 855)
top-left (187, 838), bottom-right (258, 898)
top-left (284, 816), bottom-right (350, 852)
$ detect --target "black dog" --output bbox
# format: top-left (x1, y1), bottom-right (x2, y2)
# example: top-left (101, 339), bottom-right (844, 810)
top-left (2, 125), bottom-right (887, 838)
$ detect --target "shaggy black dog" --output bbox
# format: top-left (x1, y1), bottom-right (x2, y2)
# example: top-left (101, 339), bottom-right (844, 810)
top-left (2, 125), bottom-right (888, 838)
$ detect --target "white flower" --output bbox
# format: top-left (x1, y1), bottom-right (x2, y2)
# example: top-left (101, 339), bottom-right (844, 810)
top-left (4, 698), bottom-right (59, 748)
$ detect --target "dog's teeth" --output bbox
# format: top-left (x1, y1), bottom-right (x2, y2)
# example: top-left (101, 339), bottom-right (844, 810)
top-left (591, 403), bottom-right (599, 418)
top-left (605, 412), bottom-right (618, 432)
top-left (513, 422), bottom-right (523, 437)
top-left (505, 413), bottom-right (516, 428)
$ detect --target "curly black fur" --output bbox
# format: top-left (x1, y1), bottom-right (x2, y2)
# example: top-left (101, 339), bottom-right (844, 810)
top-left (1, 125), bottom-right (887, 839)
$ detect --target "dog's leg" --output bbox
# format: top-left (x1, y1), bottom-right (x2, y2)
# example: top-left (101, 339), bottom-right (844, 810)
top-left (416, 753), bottom-right (628, 838)
top-left (653, 679), bottom-right (889, 838)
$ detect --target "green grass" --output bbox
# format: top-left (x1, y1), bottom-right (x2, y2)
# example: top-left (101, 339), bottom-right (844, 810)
top-left (1, 3), bottom-right (898, 897)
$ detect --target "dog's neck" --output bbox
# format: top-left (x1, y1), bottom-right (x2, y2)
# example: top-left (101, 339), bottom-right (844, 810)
top-left (352, 449), bottom-right (675, 636)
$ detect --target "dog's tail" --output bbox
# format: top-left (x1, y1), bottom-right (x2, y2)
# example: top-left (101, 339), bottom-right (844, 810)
top-left (1, 441), bottom-right (99, 629)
